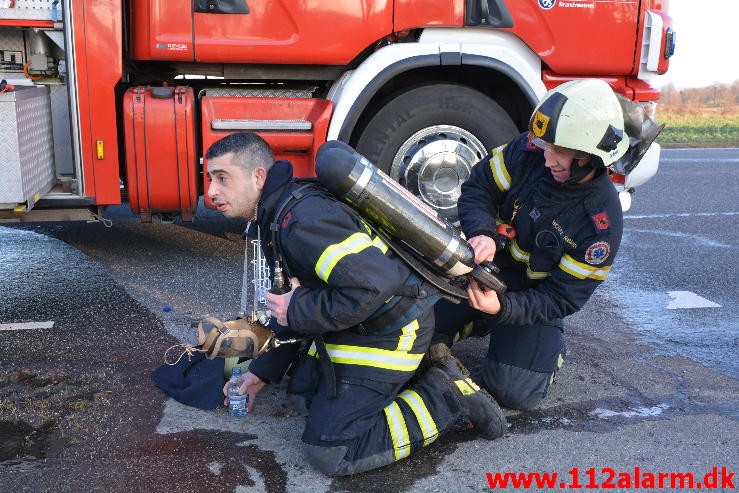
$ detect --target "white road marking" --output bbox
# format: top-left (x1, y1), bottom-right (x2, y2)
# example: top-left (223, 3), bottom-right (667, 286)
top-left (661, 158), bottom-right (739, 163)
top-left (0, 321), bottom-right (55, 331)
top-left (625, 228), bottom-right (731, 248)
top-left (590, 403), bottom-right (669, 419)
top-left (625, 211), bottom-right (739, 219)
top-left (667, 291), bottom-right (721, 309)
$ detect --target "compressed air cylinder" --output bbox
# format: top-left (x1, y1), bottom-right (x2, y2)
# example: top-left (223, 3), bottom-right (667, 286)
top-left (315, 140), bottom-right (476, 278)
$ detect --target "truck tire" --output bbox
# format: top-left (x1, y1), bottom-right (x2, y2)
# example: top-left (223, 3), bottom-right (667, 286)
top-left (355, 83), bottom-right (519, 224)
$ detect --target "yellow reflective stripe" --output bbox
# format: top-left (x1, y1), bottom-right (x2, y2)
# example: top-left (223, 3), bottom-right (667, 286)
top-left (307, 343), bottom-right (424, 372)
top-left (453, 321), bottom-right (474, 343)
top-left (462, 321), bottom-right (474, 339)
top-left (315, 232), bottom-right (374, 282)
top-left (508, 239), bottom-right (550, 280)
top-left (557, 353), bottom-right (564, 369)
top-left (396, 320), bottom-right (419, 352)
top-left (360, 219), bottom-right (388, 253)
top-left (558, 254), bottom-right (611, 280)
top-left (466, 378), bottom-right (481, 391)
top-left (488, 144), bottom-right (511, 192)
top-left (508, 238), bottom-right (530, 263)
top-left (398, 389), bottom-right (439, 447)
top-left (526, 269), bottom-right (550, 280)
top-left (384, 402), bottom-right (411, 460)
top-left (372, 235), bottom-right (389, 254)
top-left (454, 378), bottom-right (480, 395)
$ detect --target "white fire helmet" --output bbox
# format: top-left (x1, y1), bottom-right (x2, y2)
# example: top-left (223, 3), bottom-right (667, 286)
top-left (528, 79), bottom-right (630, 168)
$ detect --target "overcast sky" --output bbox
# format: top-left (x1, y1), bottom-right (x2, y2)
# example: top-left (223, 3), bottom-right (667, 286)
top-left (651, 0), bottom-right (738, 88)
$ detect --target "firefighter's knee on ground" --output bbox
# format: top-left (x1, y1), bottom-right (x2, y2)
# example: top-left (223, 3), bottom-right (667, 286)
top-left (301, 442), bottom-right (349, 476)
top-left (477, 359), bottom-right (554, 411)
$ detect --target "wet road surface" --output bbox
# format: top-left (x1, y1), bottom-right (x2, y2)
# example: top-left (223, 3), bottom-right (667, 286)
top-left (0, 148), bottom-right (737, 492)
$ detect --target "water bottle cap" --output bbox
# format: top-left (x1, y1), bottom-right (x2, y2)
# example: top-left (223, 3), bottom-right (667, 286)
top-left (232, 367), bottom-right (243, 376)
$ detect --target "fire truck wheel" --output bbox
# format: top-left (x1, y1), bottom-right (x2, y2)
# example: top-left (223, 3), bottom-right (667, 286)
top-left (355, 84), bottom-right (518, 225)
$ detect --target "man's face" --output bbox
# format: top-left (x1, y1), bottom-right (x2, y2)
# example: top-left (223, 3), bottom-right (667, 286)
top-left (543, 146), bottom-right (577, 183)
top-left (542, 145), bottom-right (591, 183)
top-left (207, 153), bottom-right (264, 219)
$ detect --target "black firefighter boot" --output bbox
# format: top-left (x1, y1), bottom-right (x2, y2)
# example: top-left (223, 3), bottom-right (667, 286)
top-left (428, 343), bottom-right (507, 439)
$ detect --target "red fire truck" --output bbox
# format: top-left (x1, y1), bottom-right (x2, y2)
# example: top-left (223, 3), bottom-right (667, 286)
top-left (0, 0), bottom-right (674, 224)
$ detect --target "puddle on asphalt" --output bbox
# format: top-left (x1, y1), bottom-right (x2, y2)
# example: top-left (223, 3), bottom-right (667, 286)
top-left (132, 430), bottom-right (288, 493)
top-left (0, 420), bottom-right (55, 468)
top-left (330, 431), bottom-right (464, 493)
top-left (604, 270), bottom-right (738, 380)
top-left (0, 367), bottom-right (107, 472)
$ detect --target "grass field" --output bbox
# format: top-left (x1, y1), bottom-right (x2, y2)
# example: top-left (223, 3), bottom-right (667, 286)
top-left (657, 107), bottom-right (739, 148)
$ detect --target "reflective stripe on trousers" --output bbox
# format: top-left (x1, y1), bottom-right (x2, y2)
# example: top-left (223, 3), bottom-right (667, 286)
top-left (384, 389), bottom-right (440, 460)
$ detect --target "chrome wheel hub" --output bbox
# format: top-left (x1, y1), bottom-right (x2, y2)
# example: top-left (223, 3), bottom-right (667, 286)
top-left (391, 125), bottom-right (486, 225)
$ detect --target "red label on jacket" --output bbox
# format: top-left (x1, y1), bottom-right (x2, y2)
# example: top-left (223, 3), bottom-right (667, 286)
top-left (281, 211), bottom-right (293, 229)
top-left (591, 210), bottom-right (610, 232)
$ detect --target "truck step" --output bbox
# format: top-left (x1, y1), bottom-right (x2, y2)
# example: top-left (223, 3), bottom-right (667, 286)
top-left (211, 119), bottom-right (313, 131)
top-left (201, 96), bottom-right (333, 210)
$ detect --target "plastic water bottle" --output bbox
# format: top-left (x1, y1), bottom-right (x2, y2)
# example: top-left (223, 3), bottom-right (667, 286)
top-left (228, 367), bottom-right (248, 418)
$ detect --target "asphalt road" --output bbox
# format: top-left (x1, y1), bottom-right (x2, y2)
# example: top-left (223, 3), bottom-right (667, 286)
top-left (0, 147), bottom-right (737, 492)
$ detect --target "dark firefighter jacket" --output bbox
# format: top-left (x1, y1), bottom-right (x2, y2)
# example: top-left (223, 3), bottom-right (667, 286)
top-left (458, 132), bottom-right (624, 327)
top-left (248, 160), bottom-right (434, 384)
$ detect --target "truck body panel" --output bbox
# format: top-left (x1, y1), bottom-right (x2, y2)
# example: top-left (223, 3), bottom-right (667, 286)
top-left (504, 0), bottom-right (640, 75)
top-left (72, 0), bottom-right (123, 205)
top-left (0, 0), bottom-right (673, 222)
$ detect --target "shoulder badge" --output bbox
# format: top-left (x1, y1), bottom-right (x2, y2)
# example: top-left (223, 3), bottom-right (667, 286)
top-left (585, 241), bottom-right (610, 265)
top-left (591, 209), bottom-right (610, 233)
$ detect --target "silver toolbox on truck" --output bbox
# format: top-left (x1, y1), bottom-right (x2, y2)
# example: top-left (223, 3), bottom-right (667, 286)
top-left (0, 85), bottom-right (55, 210)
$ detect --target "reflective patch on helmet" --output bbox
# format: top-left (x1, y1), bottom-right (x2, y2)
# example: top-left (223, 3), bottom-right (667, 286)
top-left (532, 111), bottom-right (550, 137)
top-left (597, 124), bottom-right (624, 153)
top-left (585, 241), bottom-right (610, 265)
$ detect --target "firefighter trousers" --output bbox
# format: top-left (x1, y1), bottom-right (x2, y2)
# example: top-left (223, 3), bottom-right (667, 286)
top-left (293, 357), bottom-right (461, 476)
top-left (433, 298), bottom-right (565, 410)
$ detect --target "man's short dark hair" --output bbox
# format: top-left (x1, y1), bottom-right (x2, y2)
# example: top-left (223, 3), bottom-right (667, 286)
top-left (205, 132), bottom-right (275, 171)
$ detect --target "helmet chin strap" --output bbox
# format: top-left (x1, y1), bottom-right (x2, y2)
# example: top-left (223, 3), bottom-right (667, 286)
top-left (563, 157), bottom-right (596, 186)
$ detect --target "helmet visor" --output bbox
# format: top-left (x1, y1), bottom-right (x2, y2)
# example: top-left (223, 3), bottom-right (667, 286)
top-left (530, 136), bottom-right (590, 160)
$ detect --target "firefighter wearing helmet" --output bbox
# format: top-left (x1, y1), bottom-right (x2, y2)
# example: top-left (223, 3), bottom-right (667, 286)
top-left (433, 79), bottom-right (628, 410)
top-left (529, 78), bottom-right (630, 180)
